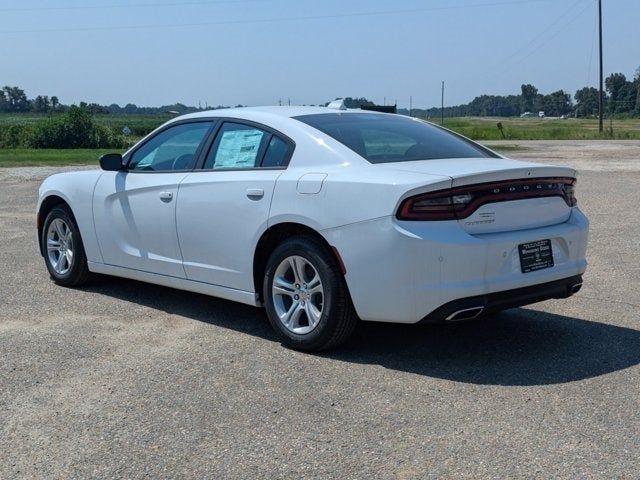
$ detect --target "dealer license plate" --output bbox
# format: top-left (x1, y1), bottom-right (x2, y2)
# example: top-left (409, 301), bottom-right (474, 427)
top-left (518, 239), bottom-right (554, 273)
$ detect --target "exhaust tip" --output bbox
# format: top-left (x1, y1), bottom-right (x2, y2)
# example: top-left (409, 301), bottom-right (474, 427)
top-left (446, 306), bottom-right (485, 322)
top-left (569, 282), bottom-right (583, 295)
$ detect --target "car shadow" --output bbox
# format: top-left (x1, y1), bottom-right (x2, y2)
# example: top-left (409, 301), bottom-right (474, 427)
top-left (334, 310), bottom-right (640, 386)
top-left (85, 276), bottom-right (640, 386)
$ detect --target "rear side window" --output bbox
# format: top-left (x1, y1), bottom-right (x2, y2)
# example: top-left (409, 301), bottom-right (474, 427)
top-left (205, 122), bottom-right (269, 169)
top-left (204, 121), bottom-right (292, 169)
top-left (294, 113), bottom-right (497, 163)
top-left (261, 135), bottom-right (290, 167)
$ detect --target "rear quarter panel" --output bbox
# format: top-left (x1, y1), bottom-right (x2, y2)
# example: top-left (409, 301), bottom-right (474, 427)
top-left (269, 163), bottom-right (451, 230)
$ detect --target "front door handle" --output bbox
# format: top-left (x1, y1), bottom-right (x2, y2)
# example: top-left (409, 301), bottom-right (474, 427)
top-left (159, 191), bottom-right (173, 202)
top-left (246, 188), bottom-right (264, 199)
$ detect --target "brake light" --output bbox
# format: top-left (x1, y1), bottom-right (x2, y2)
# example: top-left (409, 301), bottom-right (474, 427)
top-left (563, 182), bottom-right (577, 206)
top-left (397, 177), bottom-right (577, 221)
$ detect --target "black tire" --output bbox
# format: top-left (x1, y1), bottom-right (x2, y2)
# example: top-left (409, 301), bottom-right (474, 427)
top-left (263, 235), bottom-right (358, 351)
top-left (41, 205), bottom-right (91, 287)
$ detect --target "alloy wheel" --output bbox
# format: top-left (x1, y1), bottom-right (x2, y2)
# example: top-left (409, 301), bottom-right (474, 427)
top-left (46, 218), bottom-right (74, 275)
top-left (271, 255), bottom-right (324, 335)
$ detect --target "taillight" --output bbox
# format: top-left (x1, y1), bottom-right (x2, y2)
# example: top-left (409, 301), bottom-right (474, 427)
top-left (563, 182), bottom-right (577, 206)
top-left (397, 191), bottom-right (471, 220)
top-left (397, 177), bottom-right (576, 221)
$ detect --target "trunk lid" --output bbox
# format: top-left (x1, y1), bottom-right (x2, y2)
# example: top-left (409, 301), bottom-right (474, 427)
top-left (379, 158), bottom-right (576, 234)
top-left (376, 157), bottom-right (575, 187)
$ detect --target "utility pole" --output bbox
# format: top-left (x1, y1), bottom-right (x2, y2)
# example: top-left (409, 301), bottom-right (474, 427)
top-left (441, 81), bottom-right (445, 126)
top-left (598, 0), bottom-right (604, 133)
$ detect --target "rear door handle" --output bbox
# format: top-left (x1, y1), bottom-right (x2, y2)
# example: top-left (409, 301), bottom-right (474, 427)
top-left (159, 191), bottom-right (173, 202)
top-left (246, 188), bottom-right (264, 199)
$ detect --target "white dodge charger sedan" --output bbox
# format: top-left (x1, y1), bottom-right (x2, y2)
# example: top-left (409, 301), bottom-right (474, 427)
top-left (37, 105), bottom-right (589, 350)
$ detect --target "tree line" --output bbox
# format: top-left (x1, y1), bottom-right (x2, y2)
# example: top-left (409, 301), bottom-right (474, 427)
top-left (405, 69), bottom-right (640, 119)
top-left (1, 67), bottom-right (639, 118)
top-left (337, 70), bottom-right (640, 119)
top-left (0, 86), bottom-right (243, 115)
top-left (0, 86), bottom-right (61, 113)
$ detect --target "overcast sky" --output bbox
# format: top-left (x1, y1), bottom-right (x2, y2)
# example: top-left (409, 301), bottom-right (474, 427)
top-left (2, 0), bottom-right (639, 109)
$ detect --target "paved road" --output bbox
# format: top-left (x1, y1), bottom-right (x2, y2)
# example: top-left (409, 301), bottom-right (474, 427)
top-left (1, 142), bottom-right (639, 478)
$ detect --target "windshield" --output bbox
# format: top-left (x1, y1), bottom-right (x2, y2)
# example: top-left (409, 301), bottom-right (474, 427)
top-left (294, 113), bottom-right (497, 163)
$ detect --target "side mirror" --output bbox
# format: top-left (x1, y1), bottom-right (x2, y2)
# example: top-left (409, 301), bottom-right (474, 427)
top-left (99, 153), bottom-right (124, 171)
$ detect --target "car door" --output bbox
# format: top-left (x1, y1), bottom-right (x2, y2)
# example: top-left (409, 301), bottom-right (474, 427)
top-left (93, 120), bottom-right (214, 277)
top-left (177, 120), bottom-right (294, 291)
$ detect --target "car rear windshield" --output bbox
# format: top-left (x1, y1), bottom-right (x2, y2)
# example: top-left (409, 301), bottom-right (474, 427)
top-left (294, 113), bottom-right (497, 163)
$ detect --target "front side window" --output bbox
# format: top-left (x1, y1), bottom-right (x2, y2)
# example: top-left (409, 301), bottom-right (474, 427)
top-left (128, 122), bottom-right (212, 171)
top-left (294, 113), bottom-right (497, 163)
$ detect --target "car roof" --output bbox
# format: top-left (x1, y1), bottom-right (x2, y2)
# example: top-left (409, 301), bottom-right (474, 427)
top-left (176, 105), bottom-right (383, 121)
top-left (164, 106), bottom-right (396, 168)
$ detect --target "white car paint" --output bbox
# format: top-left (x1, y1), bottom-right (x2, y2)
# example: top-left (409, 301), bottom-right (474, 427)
top-left (176, 168), bottom-right (282, 291)
top-left (38, 106), bottom-right (589, 324)
top-left (93, 170), bottom-right (189, 277)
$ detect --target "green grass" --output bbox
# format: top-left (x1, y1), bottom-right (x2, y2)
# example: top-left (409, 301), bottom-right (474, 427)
top-left (0, 149), bottom-right (123, 167)
top-left (0, 143), bottom-right (546, 167)
top-left (0, 112), bottom-right (170, 127)
top-left (3, 113), bottom-right (639, 142)
top-left (437, 116), bottom-right (640, 140)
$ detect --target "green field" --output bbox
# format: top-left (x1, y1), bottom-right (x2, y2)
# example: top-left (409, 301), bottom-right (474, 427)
top-left (2, 112), bottom-right (639, 141)
top-left (0, 112), bottom-right (170, 136)
top-left (0, 145), bottom-right (524, 167)
top-left (438, 116), bottom-right (640, 140)
top-left (1, 113), bottom-right (639, 167)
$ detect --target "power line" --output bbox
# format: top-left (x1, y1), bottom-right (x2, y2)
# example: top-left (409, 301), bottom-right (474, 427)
top-left (510, 2), bottom-right (592, 66)
top-left (481, 0), bottom-right (592, 79)
top-left (0, 0), bottom-right (267, 13)
top-left (492, 0), bottom-right (584, 69)
top-left (0, 0), bottom-right (565, 34)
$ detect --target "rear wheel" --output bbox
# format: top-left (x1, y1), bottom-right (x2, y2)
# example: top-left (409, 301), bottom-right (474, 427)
top-left (263, 236), bottom-right (358, 351)
top-left (42, 206), bottom-right (90, 287)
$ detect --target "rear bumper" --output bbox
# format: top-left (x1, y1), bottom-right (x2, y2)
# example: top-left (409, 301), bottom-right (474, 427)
top-left (418, 275), bottom-right (583, 323)
top-left (323, 207), bottom-right (589, 324)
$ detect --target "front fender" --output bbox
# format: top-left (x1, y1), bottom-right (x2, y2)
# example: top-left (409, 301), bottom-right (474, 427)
top-left (38, 170), bottom-right (104, 263)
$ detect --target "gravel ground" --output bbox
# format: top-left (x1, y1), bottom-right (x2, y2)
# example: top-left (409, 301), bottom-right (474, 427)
top-left (484, 139), bottom-right (640, 172)
top-left (1, 141), bottom-right (639, 479)
top-left (0, 165), bottom-right (96, 182)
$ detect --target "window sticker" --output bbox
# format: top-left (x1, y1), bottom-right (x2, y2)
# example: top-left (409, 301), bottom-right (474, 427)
top-left (214, 129), bottom-right (264, 168)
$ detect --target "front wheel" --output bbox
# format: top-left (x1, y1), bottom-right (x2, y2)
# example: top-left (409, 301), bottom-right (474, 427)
top-left (41, 205), bottom-right (90, 287)
top-left (263, 236), bottom-right (358, 351)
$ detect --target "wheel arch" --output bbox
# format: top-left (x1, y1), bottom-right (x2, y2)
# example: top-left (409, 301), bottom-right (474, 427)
top-left (37, 195), bottom-right (75, 256)
top-left (252, 222), bottom-right (346, 302)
